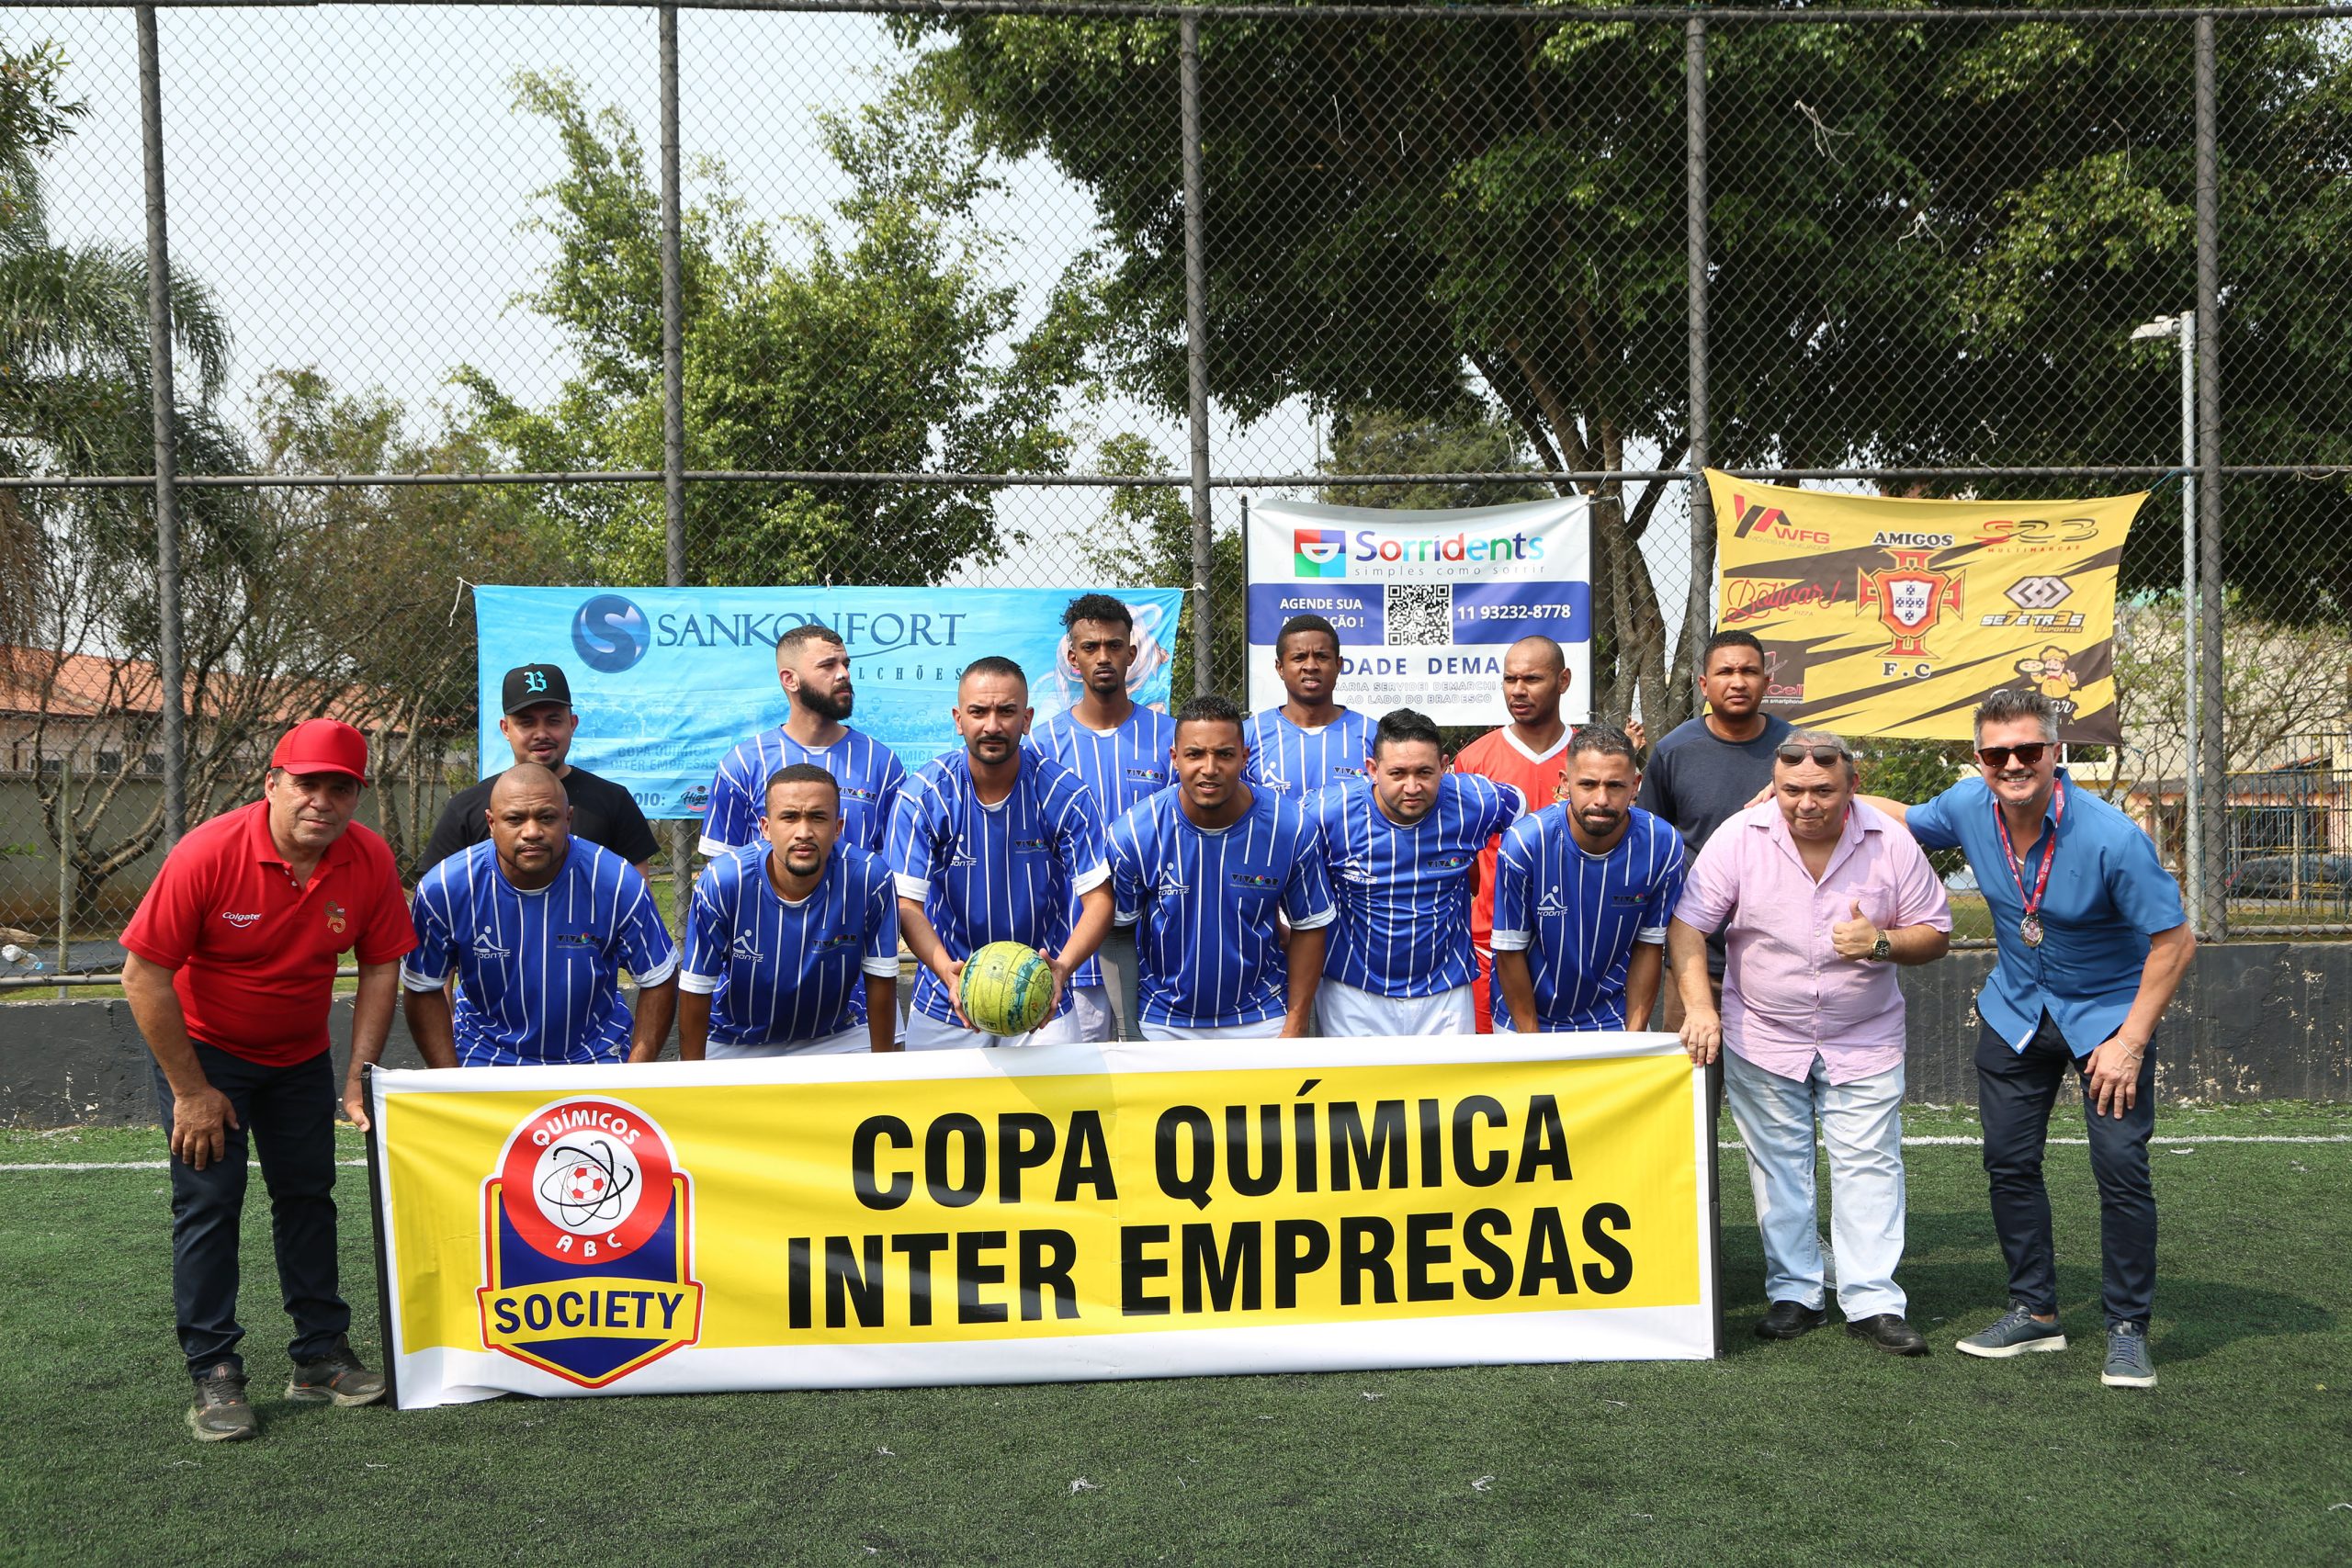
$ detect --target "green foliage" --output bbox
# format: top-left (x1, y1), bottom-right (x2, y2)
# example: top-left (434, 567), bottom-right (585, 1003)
top-left (1080, 433), bottom-right (1241, 700)
top-left (1319, 400), bottom-right (1546, 512)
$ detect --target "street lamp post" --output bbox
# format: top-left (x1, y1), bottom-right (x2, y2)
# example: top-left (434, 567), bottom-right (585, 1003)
top-left (2132, 310), bottom-right (2199, 928)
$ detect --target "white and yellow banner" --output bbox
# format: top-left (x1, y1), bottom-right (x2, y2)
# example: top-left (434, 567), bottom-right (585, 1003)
top-left (367, 1034), bottom-right (1715, 1407)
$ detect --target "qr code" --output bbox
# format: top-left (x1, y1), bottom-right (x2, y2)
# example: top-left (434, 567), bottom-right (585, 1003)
top-left (1385, 582), bottom-right (1453, 646)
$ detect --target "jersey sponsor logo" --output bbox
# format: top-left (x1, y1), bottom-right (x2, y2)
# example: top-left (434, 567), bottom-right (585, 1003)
top-left (1431, 852), bottom-right (1474, 872)
top-left (1155, 872), bottom-right (1192, 898)
top-left (474, 926), bottom-right (513, 959)
top-left (1010, 837), bottom-right (1050, 855)
top-left (1609, 891), bottom-right (1652, 907)
top-left (1123, 766), bottom-right (1167, 783)
top-left (1228, 871), bottom-right (1282, 891)
top-left (220, 911), bottom-right (261, 929)
top-left (553, 931), bottom-right (599, 950)
top-left (324, 901), bottom-right (348, 935)
top-left (478, 1097), bottom-right (702, 1389)
top-left (1535, 888), bottom-right (1571, 919)
top-left (1332, 764), bottom-right (1365, 780)
top-left (1333, 855), bottom-right (1375, 885)
top-left (839, 785), bottom-right (878, 803)
top-left (815, 931), bottom-right (859, 951)
top-left (730, 929), bottom-right (764, 962)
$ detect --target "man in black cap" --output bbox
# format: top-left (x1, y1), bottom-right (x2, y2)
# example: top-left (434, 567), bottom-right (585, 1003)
top-left (416, 662), bottom-right (662, 879)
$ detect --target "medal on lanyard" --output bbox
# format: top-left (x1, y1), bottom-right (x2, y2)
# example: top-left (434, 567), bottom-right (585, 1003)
top-left (1993, 780), bottom-right (2064, 947)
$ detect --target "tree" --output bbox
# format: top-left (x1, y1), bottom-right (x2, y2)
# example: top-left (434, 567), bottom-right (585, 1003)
top-left (1319, 398), bottom-right (1545, 512)
top-left (1078, 433), bottom-right (1243, 699)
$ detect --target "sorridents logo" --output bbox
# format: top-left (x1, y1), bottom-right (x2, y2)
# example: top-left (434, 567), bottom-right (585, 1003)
top-left (571, 593), bottom-right (650, 674)
top-left (1857, 547), bottom-right (1964, 659)
top-left (477, 1097), bottom-right (702, 1389)
top-left (1294, 528), bottom-right (1348, 579)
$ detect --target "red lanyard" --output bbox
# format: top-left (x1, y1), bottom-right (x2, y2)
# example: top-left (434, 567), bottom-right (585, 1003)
top-left (1993, 779), bottom-right (2065, 922)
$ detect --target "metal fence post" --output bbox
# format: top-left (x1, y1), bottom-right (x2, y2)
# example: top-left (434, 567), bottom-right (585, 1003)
top-left (1180, 11), bottom-right (1213, 697)
top-left (1683, 14), bottom-right (1713, 719)
top-left (138, 6), bottom-right (185, 848)
top-left (2194, 13), bottom-right (2227, 940)
top-left (661, 5), bottom-right (692, 933)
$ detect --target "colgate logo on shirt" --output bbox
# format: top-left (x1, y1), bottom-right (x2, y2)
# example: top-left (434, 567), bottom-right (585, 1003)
top-left (220, 912), bottom-right (261, 928)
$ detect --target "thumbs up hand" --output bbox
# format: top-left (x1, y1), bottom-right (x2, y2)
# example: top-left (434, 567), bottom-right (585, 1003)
top-left (1831, 898), bottom-right (1883, 961)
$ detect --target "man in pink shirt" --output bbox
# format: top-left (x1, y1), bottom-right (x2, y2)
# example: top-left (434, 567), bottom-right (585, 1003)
top-left (1668, 730), bottom-right (1951, 1355)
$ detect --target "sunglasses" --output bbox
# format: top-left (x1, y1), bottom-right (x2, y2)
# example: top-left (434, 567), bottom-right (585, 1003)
top-left (1977, 743), bottom-right (2051, 769)
top-left (1775, 744), bottom-right (1849, 767)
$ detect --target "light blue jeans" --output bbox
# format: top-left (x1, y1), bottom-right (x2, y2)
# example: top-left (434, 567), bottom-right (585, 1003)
top-left (1724, 1051), bottom-right (1908, 1320)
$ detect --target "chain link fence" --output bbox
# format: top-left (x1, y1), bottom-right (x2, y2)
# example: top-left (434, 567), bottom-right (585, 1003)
top-left (4, 1), bottom-right (2349, 979)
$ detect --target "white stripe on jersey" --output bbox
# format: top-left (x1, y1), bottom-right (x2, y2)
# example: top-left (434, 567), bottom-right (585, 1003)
top-left (699, 725), bottom-right (907, 856)
top-left (1031, 703), bottom-right (1176, 992)
top-left (1309, 774), bottom-right (1524, 998)
top-left (1488, 806), bottom-right (1686, 1031)
top-left (404, 840), bottom-right (677, 1066)
top-left (1242, 707), bottom-right (1377, 800)
top-left (680, 840), bottom-right (899, 1049)
top-left (885, 751), bottom-right (1109, 1026)
top-left (1103, 787), bottom-right (1335, 1030)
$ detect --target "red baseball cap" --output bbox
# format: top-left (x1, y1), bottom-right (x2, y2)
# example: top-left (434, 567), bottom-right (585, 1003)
top-left (270, 718), bottom-right (368, 782)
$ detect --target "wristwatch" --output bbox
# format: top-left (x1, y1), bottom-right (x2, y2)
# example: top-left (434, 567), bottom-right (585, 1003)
top-left (1871, 931), bottom-right (1892, 962)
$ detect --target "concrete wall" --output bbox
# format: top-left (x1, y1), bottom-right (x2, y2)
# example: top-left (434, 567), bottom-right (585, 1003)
top-left (5, 942), bottom-right (2346, 1125)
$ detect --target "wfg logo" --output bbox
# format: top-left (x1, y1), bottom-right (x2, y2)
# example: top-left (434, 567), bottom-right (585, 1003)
top-left (477, 1097), bottom-right (703, 1388)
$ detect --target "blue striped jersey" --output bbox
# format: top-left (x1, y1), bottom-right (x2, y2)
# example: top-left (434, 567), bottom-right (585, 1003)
top-left (1104, 786), bottom-right (1336, 1030)
top-left (1242, 707), bottom-right (1378, 800)
top-left (698, 725), bottom-right (907, 857)
top-left (679, 841), bottom-right (899, 1050)
top-left (1489, 806), bottom-right (1687, 1031)
top-left (1308, 774), bottom-right (1526, 998)
top-left (403, 839), bottom-right (679, 1066)
top-left (1030, 702), bottom-right (1177, 992)
top-left (886, 750), bottom-right (1109, 1026)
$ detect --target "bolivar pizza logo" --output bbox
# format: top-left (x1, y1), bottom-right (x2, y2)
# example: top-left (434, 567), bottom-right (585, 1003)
top-left (478, 1098), bottom-right (702, 1388)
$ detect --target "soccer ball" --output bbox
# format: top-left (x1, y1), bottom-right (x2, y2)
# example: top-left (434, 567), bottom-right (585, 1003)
top-left (959, 941), bottom-right (1055, 1037)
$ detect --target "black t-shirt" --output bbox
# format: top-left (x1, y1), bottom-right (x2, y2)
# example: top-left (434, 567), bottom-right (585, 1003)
top-left (415, 765), bottom-right (663, 881)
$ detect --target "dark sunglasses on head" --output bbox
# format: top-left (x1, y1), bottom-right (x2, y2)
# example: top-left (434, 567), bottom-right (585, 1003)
top-left (1775, 744), bottom-right (1849, 767)
top-left (1977, 742), bottom-right (2051, 769)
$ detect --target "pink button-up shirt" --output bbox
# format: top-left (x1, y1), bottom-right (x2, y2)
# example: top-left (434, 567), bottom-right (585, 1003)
top-left (1675, 799), bottom-right (1951, 1084)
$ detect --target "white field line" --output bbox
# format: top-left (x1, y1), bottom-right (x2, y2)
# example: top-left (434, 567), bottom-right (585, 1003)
top-left (2, 1136), bottom-right (2348, 1171)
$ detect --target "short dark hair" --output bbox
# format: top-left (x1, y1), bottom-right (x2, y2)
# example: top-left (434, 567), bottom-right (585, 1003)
top-left (1566, 724), bottom-right (1640, 768)
top-left (1276, 614), bottom-right (1340, 657)
top-left (1373, 706), bottom-right (1442, 758)
top-left (960, 654), bottom-right (1029, 693)
top-left (776, 621), bottom-right (844, 658)
top-left (1062, 593), bottom-right (1133, 635)
top-left (763, 762), bottom-right (840, 808)
top-left (1974, 686), bottom-right (2059, 742)
top-left (1699, 628), bottom-right (1767, 676)
top-left (1173, 693), bottom-right (1245, 743)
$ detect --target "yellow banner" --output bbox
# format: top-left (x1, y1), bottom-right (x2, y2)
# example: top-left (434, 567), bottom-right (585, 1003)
top-left (368, 1037), bottom-right (1713, 1405)
top-left (1706, 472), bottom-right (2145, 742)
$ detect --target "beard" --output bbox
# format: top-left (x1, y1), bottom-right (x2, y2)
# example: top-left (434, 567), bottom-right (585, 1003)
top-left (798, 682), bottom-right (854, 723)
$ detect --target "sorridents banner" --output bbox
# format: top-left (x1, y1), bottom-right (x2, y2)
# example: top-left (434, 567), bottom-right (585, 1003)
top-left (475, 586), bottom-right (1185, 819)
top-left (1705, 472), bottom-right (2146, 744)
top-left (368, 1033), bottom-right (1713, 1407)
top-left (1244, 499), bottom-right (1592, 727)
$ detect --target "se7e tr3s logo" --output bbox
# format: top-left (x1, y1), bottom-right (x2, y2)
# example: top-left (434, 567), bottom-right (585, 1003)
top-left (478, 1098), bottom-right (703, 1388)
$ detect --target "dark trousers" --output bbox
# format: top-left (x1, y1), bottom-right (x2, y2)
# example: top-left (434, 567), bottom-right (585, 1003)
top-left (153, 1042), bottom-right (349, 1378)
top-left (1975, 1013), bottom-right (2157, 1327)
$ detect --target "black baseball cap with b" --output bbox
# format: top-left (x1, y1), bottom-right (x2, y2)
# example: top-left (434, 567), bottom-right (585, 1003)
top-left (502, 663), bottom-right (573, 714)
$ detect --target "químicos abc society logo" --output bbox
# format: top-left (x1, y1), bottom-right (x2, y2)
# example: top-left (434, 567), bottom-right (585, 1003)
top-left (571, 593), bottom-right (650, 673)
top-left (477, 1097), bottom-right (702, 1388)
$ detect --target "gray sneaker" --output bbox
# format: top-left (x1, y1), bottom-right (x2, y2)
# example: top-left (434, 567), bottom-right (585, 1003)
top-left (2101, 1322), bottom-right (2157, 1388)
top-left (285, 1337), bottom-right (387, 1407)
top-left (187, 1362), bottom-right (257, 1442)
top-left (1954, 1303), bottom-right (2068, 1359)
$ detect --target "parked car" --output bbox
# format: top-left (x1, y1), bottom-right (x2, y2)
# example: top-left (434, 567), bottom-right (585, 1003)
top-left (2224, 854), bottom-right (2352, 899)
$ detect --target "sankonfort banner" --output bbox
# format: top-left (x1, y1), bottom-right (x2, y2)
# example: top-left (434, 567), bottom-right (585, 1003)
top-left (1705, 472), bottom-right (2146, 744)
top-left (366, 1033), bottom-right (1714, 1407)
top-left (1244, 498), bottom-right (1592, 727)
top-left (474, 585), bottom-right (1187, 818)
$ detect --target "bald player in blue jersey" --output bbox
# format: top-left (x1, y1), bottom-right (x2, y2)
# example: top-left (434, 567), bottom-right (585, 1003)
top-left (701, 622), bottom-right (908, 858)
top-left (679, 764), bottom-right (900, 1057)
top-left (401, 765), bottom-right (679, 1066)
top-left (1490, 726), bottom-right (1687, 1033)
top-left (1309, 708), bottom-right (1527, 1037)
top-left (888, 656), bottom-right (1114, 1050)
top-left (1031, 592), bottom-right (1176, 1043)
top-left (1105, 694), bottom-right (1335, 1041)
top-left (1245, 613), bottom-right (1377, 801)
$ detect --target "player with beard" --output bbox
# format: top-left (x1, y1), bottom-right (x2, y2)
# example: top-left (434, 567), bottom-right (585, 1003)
top-left (1244, 614), bottom-right (1377, 800)
top-left (701, 623), bottom-right (907, 858)
top-left (1489, 726), bottom-right (1685, 1033)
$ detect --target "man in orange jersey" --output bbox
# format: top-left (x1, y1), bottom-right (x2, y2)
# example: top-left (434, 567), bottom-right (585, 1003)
top-left (1450, 635), bottom-right (1643, 1032)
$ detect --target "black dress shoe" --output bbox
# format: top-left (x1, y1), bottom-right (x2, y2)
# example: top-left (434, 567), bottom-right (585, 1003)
top-left (1846, 1313), bottom-right (1930, 1356)
top-left (1755, 1300), bottom-right (1828, 1339)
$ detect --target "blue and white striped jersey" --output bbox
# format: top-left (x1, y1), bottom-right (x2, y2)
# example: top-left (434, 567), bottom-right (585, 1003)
top-left (1489, 806), bottom-right (1687, 1032)
top-left (1308, 774), bottom-right (1525, 998)
top-left (699, 725), bottom-right (907, 857)
top-left (403, 839), bottom-right (679, 1066)
top-left (679, 840), bottom-right (899, 1050)
top-left (886, 750), bottom-right (1109, 1026)
top-left (1242, 707), bottom-right (1378, 800)
top-left (1104, 786), bottom-right (1336, 1030)
top-left (1030, 702), bottom-right (1177, 992)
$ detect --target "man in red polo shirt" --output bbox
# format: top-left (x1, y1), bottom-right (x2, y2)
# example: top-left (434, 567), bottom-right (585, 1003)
top-left (121, 719), bottom-right (415, 1442)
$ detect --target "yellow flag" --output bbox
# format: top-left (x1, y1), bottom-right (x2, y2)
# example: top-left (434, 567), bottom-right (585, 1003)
top-left (1705, 472), bottom-right (2146, 743)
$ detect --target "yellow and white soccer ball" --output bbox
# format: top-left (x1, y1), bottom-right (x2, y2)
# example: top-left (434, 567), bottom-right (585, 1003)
top-left (959, 941), bottom-right (1055, 1036)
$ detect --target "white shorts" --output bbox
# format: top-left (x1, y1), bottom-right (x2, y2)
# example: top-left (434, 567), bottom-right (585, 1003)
top-left (1138, 1016), bottom-right (1285, 1043)
top-left (704, 1025), bottom-right (869, 1059)
top-left (903, 1005), bottom-right (1091, 1053)
top-left (1067, 985), bottom-right (1115, 1044)
top-left (1315, 978), bottom-right (1476, 1039)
